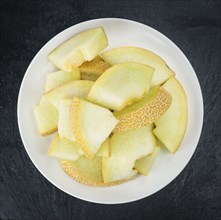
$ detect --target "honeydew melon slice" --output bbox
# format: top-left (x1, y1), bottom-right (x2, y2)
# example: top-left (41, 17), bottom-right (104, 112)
top-left (102, 125), bottom-right (156, 183)
top-left (87, 62), bottom-right (154, 111)
top-left (113, 86), bottom-right (172, 133)
top-left (134, 146), bottom-right (160, 176)
top-left (72, 97), bottom-right (119, 159)
top-left (48, 134), bottom-right (82, 161)
top-left (45, 69), bottom-right (80, 92)
top-left (60, 156), bottom-right (137, 186)
top-left (48, 27), bottom-right (108, 72)
top-left (101, 46), bottom-right (175, 86)
top-left (79, 56), bottom-right (111, 81)
top-left (96, 138), bottom-right (110, 157)
top-left (34, 97), bottom-right (58, 136)
top-left (44, 80), bottom-right (93, 109)
top-left (153, 78), bottom-right (188, 153)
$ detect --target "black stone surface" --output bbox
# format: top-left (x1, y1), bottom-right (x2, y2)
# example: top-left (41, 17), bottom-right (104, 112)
top-left (0, 0), bottom-right (221, 219)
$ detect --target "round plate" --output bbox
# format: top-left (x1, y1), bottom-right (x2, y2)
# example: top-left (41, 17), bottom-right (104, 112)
top-left (17, 18), bottom-right (203, 204)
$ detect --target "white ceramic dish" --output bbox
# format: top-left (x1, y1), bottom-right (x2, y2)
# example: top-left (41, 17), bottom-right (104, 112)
top-left (17, 18), bottom-right (203, 204)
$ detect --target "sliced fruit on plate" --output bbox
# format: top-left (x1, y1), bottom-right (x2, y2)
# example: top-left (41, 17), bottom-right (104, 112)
top-left (102, 125), bottom-right (157, 183)
top-left (113, 86), bottom-right (172, 133)
top-left (34, 97), bottom-right (58, 136)
top-left (134, 146), bottom-right (160, 176)
top-left (57, 99), bottom-right (75, 141)
top-left (79, 56), bottom-right (111, 81)
top-left (48, 134), bottom-right (82, 161)
top-left (44, 80), bottom-right (93, 109)
top-left (48, 27), bottom-right (108, 72)
top-left (101, 46), bottom-right (175, 86)
top-left (96, 138), bottom-right (110, 157)
top-left (153, 77), bottom-right (188, 153)
top-left (60, 156), bottom-right (137, 186)
top-left (87, 62), bottom-right (154, 111)
top-left (45, 69), bottom-right (80, 92)
top-left (72, 97), bottom-right (119, 159)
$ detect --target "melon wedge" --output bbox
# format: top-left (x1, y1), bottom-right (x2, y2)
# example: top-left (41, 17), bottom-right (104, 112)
top-left (48, 135), bottom-right (82, 161)
top-left (134, 146), bottom-right (160, 176)
top-left (61, 156), bottom-right (137, 186)
top-left (87, 62), bottom-right (154, 111)
top-left (153, 78), bottom-right (188, 153)
top-left (101, 46), bottom-right (175, 86)
top-left (48, 27), bottom-right (108, 72)
top-left (34, 97), bottom-right (58, 135)
top-left (44, 80), bottom-right (93, 109)
top-left (79, 56), bottom-right (111, 81)
top-left (96, 138), bottom-right (110, 157)
top-left (72, 97), bottom-right (119, 159)
top-left (45, 69), bottom-right (80, 92)
top-left (102, 125), bottom-right (156, 183)
top-left (113, 86), bottom-right (172, 133)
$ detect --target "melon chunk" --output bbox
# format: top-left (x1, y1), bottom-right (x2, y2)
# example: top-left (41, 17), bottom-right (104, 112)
top-left (153, 78), bottom-right (188, 153)
top-left (101, 46), bottom-right (175, 86)
top-left (96, 138), bottom-right (110, 157)
top-left (72, 97), bottom-right (119, 159)
top-left (61, 156), bottom-right (137, 186)
top-left (44, 80), bottom-right (93, 109)
top-left (48, 27), bottom-right (108, 72)
top-left (34, 97), bottom-right (58, 136)
top-left (79, 56), bottom-right (111, 81)
top-left (45, 69), bottom-right (80, 92)
top-left (134, 146), bottom-right (160, 176)
top-left (113, 86), bottom-right (172, 133)
top-left (87, 62), bottom-right (154, 111)
top-left (102, 125), bottom-right (156, 183)
top-left (48, 135), bottom-right (82, 161)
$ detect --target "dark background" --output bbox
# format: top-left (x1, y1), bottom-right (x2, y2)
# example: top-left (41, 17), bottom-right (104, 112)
top-left (0, 0), bottom-right (220, 219)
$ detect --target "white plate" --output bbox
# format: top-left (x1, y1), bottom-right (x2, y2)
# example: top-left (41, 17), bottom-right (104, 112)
top-left (17, 18), bottom-right (203, 204)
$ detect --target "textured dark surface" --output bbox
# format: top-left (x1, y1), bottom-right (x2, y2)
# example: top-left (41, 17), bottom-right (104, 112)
top-left (0, 0), bottom-right (221, 219)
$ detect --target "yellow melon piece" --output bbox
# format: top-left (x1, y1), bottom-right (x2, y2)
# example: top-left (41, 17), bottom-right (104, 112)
top-left (61, 157), bottom-right (137, 186)
top-left (87, 62), bottom-right (154, 111)
top-left (113, 86), bottom-right (172, 133)
top-left (72, 97), bottom-right (119, 159)
top-left (101, 46), bottom-right (175, 86)
top-left (45, 69), bottom-right (80, 92)
top-left (153, 78), bottom-right (188, 153)
top-left (96, 138), bottom-right (110, 157)
top-left (34, 97), bottom-right (58, 136)
top-left (79, 56), bottom-right (111, 81)
top-left (48, 134), bottom-right (82, 161)
top-left (48, 27), bottom-right (108, 72)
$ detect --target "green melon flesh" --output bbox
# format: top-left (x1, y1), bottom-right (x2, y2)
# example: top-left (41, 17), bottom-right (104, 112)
top-left (113, 86), bottom-right (172, 133)
top-left (48, 134), bottom-right (82, 161)
top-left (87, 62), bottom-right (154, 111)
top-left (153, 78), bottom-right (188, 153)
top-left (96, 138), bottom-right (110, 157)
top-left (134, 146), bottom-right (160, 176)
top-left (102, 125), bottom-right (156, 183)
top-left (101, 46), bottom-right (175, 86)
top-left (45, 69), bottom-right (80, 92)
top-left (34, 97), bottom-right (58, 136)
top-left (48, 27), bottom-right (108, 72)
top-left (72, 97), bottom-right (119, 159)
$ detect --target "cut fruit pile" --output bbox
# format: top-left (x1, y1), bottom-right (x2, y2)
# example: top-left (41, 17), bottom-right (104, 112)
top-left (34, 27), bottom-right (188, 186)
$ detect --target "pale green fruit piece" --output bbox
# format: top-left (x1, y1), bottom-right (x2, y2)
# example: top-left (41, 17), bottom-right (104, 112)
top-left (87, 62), bottom-right (154, 111)
top-left (48, 134), bottom-right (82, 161)
top-left (134, 146), bottom-right (160, 176)
top-left (96, 138), bottom-right (110, 157)
top-left (44, 80), bottom-right (93, 109)
top-left (72, 97), bottom-right (119, 159)
top-left (45, 69), bottom-right (80, 92)
top-left (48, 27), bottom-right (108, 72)
top-left (153, 77), bottom-right (188, 153)
top-left (102, 125), bottom-right (156, 183)
top-left (34, 96), bottom-right (58, 136)
top-left (101, 46), bottom-right (175, 86)
top-left (61, 156), bottom-right (137, 186)
top-left (79, 56), bottom-right (111, 81)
